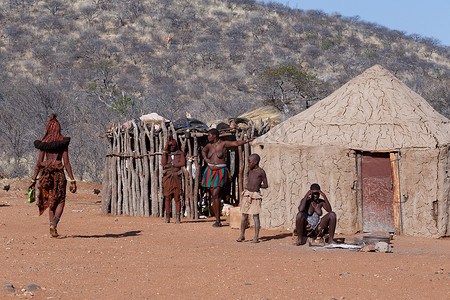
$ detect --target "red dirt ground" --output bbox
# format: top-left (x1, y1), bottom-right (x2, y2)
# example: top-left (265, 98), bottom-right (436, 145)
top-left (1, 178), bottom-right (449, 299)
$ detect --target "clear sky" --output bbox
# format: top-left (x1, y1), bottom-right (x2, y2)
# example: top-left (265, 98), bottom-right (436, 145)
top-left (262, 0), bottom-right (450, 46)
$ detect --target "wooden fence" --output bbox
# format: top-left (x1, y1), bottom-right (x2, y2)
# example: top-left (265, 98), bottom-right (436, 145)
top-left (101, 119), bottom-right (270, 219)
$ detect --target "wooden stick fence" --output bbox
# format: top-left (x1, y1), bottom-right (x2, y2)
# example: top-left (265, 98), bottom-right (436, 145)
top-left (101, 119), bottom-right (270, 219)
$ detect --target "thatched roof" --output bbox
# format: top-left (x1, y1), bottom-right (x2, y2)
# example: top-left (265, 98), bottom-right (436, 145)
top-left (255, 65), bottom-right (450, 150)
top-left (239, 105), bottom-right (282, 127)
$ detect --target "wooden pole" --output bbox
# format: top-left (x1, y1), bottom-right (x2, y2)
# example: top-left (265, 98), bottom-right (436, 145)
top-left (101, 133), bottom-right (113, 214)
top-left (139, 123), bottom-right (150, 217)
top-left (193, 135), bottom-right (200, 219)
top-left (356, 152), bottom-right (363, 232)
top-left (146, 125), bottom-right (158, 217)
top-left (186, 134), bottom-right (193, 219)
top-left (125, 128), bottom-right (136, 216)
top-left (237, 131), bottom-right (244, 203)
top-left (158, 130), bottom-right (164, 217)
top-left (182, 166), bottom-right (190, 218)
top-left (258, 117), bottom-right (263, 135)
top-left (229, 149), bottom-right (236, 203)
top-left (170, 122), bottom-right (178, 215)
top-left (110, 125), bottom-right (118, 215)
top-left (116, 125), bottom-right (123, 215)
top-left (243, 126), bottom-right (250, 188)
top-left (133, 121), bottom-right (143, 216)
top-left (121, 129), bottom-right (129, 215)
top-left (179, 136), bottom-right (189, 217)
top-left (390, 152), bottom-right (402, 235)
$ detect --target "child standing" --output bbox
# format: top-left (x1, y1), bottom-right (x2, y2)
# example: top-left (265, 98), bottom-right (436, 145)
top-left (237, 154), bottom-right (268, 243)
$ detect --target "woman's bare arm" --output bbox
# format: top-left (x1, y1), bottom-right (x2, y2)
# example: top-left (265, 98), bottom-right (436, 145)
top-left (28, 150), bottom-right (44, 190)
top-left (63, 149), bottom-right (77, 193)
top-left (319, 191), bottom-right (332, 212)
top-left (201, 144), bottom-right (211, 164)
top-left (223, 137), bottom-right (256, 148)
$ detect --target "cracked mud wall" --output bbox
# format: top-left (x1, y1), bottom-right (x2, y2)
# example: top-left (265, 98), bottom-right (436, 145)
top-left (442, 147), bottom-right (450, 236)
top-left (399, 148), bottom-right (449, 237)
top-left (254, 144), bottom-right (450, 237)
top-left (254, 144), bottom-right (357, 234)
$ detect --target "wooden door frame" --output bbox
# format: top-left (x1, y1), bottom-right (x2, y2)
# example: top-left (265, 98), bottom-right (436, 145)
top-left (355, 151), bottom-right (402, 234)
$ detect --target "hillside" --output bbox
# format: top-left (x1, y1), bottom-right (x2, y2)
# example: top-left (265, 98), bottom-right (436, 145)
top-left (0, 0), bottom-right (449, 181)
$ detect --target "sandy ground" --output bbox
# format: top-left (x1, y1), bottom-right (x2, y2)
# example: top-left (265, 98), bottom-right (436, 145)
top-left (0, 178), bottom-right (449, 299)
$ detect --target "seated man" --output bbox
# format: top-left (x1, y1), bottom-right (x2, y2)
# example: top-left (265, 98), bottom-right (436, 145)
top-left (295, 183), bottom-right (337, 246)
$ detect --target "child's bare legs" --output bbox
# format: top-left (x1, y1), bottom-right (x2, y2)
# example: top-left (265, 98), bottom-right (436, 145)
top-left (237, 214), bottom-right (260, 243)
top-left (237, 213), bottom-right (248, 242)
top-left (252, 214), bottom-right (260, 243)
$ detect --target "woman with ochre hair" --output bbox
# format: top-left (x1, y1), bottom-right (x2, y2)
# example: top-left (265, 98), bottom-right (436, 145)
top-left (28, 114), bottom-right (77, 237)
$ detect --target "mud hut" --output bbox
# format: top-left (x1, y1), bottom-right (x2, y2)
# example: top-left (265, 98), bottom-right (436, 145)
top-left (253, 65), bottom-right (450, 237)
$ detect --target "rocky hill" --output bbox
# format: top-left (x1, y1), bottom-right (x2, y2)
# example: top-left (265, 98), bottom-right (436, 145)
top-left (0, 0), bottom-right (448, 181)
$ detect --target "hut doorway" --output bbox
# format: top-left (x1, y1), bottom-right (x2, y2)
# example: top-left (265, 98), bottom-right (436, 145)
top-left (360, 152), bottom-right (395, 232)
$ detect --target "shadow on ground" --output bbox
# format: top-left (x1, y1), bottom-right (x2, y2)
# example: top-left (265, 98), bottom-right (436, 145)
top-left (62, 230), bottom-right (142, 239)
top-left (259, 232), bottom-right (292, 242)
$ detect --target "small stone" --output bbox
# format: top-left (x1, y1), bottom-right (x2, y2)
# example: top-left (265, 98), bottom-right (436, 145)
top-left (26, 284), bottom-right (41, 292)
top-left (375, 242), bottom-right (392, 253)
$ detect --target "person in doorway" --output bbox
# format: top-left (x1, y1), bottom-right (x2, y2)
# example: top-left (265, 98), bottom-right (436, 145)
top-left (28, 114), bottom-right (77, 237)
top-left (236, 154), bottom-right (268, 243)
top-left (294, 183), bottom-right (337, 245)
top-left (161, 133), bottom-right (186, 223)
top-left (201, 128), bottom-right (255, 227)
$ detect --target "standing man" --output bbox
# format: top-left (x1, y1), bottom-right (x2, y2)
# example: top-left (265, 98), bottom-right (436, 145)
top-left (162, 133), bottom-right (186, 223)
top-left (201, 128), bottom-right (255, 227)
top-left (295, 183), bottom-right (337, 245)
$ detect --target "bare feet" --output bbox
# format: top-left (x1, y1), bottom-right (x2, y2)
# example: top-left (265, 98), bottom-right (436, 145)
top-left (295, 236), bottom-right (307, 246)
top-left (212, 221), bottom-right (222, 227)
top-left (325, 235), bottom-right (336, 244)
top-left (236, 236), bottom-right (245, 242)
top-left (50, 225), bottom-right (58, 238)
